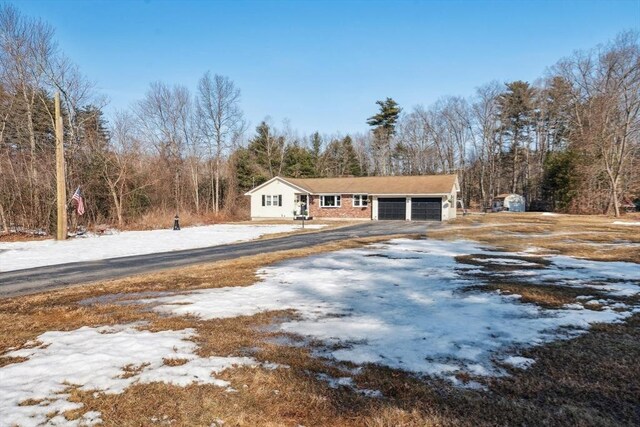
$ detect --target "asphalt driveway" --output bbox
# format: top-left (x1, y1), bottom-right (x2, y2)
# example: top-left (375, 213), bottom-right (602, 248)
top-left (0, 221), bottom-right (434, 298)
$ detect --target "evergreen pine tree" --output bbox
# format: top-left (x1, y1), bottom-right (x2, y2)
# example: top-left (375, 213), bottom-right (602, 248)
top-left (341, 136), bottom-right (362, 176)
top-left (233, 147), bottom-right (265, 193)
top-left (247, 121), bottom-right (284, 178)
top-left (310, 131), bottom-right (323, 177)
top-left (498, 81), bottom-right (535, 194)
top-left (367, 98), bottom-right (401, 175)
top-left (283, 143), bottom-right (315, 178)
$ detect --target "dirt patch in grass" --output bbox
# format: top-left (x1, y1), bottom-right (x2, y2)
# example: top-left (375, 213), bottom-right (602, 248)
top-left (456, 253), bottom-right (550, 272)
top-left (119, 363), bottom-right (151, 379)
top-left (0, 355), bottom-right (28, 368)
top-left (467, 282), bottom-right (607, 309)
top-left (162, 357), bottom-right (189, 367)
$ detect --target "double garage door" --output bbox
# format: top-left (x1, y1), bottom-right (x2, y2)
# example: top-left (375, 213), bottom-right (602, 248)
top-left (377, 197), bottom-right (442, 221)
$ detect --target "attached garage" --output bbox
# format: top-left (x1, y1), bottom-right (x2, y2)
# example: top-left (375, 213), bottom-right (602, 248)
top-left (378, 198), bottom-right (407, 220)
top-left (411, 197), bottom-right (442, 221)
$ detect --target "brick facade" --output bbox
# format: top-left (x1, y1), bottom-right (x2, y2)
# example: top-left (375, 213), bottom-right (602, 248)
top-left (308, 194), bottom-right (371, 219)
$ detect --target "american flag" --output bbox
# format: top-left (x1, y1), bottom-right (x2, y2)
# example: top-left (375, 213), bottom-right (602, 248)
top-left (72, 187), bottom-right (85, 216)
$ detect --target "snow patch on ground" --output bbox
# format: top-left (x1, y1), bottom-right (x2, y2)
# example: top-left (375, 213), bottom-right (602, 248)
top-left (613, 221), bottom-right (640, 226)
top-left (316, 373), bottom-right (382, 398)
top-left (541, 212), bottom-right (559, 216)
top-left (531, 256), bottom-right (640, 296)
top-left (141, 239), bottom-right (639, 383)
top-left (0, 224), bottom-right (324, 272)
top-left (471, 257), bottom-right (539, 266)
top-left (0, 324), bottom-right (272, 427)
top-left (502, 356), bottom-right (536, 369)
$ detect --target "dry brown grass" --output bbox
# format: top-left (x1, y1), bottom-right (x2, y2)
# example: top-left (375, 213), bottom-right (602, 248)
top-left (123, 208), bottom-right (236, 231)
top-left (469, 282), bottom-right (605, 308)
top-left (2, 214), bottom-right (640, 426)
top-left (0, 232), bottom-right (49, 242)
top-left (251, 219), bottom-right (360, 240)
top-left (434, 212), bottom-right (640, 263)
top-left (162, 357), bottom-right (189, 367)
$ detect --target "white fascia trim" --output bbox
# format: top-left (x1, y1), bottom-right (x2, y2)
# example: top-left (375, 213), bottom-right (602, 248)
top-left (453, 176), bottom-right (461, 192)
top-left (244, 176), bottom-right (311, 195)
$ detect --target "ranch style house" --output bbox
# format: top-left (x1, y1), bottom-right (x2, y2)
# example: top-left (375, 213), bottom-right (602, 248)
top-left (245, 174), bottom-right (460, 221)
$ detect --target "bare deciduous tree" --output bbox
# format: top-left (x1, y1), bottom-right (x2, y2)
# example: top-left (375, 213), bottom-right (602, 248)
top-left (471, 82), bottom-right (502, 208)
top-left (135, 82), bottom-right (191, 215)
top-left (197, 72), bottom-right (245, 213)
top-left (554, 31), bottom-right (640, 216)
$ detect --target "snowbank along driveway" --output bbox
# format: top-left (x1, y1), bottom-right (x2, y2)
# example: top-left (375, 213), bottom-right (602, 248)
top-left (0, 224), bottom-right (323, 272)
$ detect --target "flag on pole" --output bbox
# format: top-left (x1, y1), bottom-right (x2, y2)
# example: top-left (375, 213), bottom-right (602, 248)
top-left (72, 186), bottom-right (85, 216)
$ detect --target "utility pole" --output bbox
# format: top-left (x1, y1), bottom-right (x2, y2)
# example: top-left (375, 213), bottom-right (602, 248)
top-left (55, 91), bottom-right (67, 240)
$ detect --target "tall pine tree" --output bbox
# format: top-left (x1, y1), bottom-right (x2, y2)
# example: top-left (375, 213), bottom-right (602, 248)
top-left (283, 142), bottom-right (315, 178)
top-left (367, 98), bottom-right (401, 175)
top-left (498, 81), bottom-right (535, 194)
top-left (247, 121), bottom-right (285, 179)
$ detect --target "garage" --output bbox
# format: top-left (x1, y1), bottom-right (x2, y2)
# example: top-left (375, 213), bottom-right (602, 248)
top-left (411, 197), bottom-right (442, 221)
top-left (378, 198), bottom-right (406, 220)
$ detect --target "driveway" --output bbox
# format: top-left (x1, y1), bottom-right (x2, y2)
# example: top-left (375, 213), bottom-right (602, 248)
top-left (0, 221), bottom-right (434, 298)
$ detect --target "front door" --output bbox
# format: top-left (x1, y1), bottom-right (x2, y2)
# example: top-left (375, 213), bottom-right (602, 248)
top-left (295, 194), bottom-right (309, 217)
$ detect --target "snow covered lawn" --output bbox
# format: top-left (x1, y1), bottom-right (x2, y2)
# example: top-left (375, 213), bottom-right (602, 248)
top-left (0, 325), bottom-right (278, 427)
top-left (1, 236), bottom-right (639, 425)
top-left (141, 239), bottom-right (640, 384)
top-left (0, 224), bottom-right (323, 272)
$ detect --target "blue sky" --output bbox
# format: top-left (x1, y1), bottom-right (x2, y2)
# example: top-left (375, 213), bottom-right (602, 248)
top-left (15, 0), bottom-right (640, 135)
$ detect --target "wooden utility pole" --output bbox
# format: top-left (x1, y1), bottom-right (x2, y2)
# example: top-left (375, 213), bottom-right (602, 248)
top-left (55, 92), bottom-right (67, 240)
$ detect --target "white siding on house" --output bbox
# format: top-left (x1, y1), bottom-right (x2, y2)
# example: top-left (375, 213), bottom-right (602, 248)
top-left (249, 179), bottom-right (303, 219)
top-left (442, 196), bottom-right (450, 221)
top-left (448, 189), bottom-right (457, 219)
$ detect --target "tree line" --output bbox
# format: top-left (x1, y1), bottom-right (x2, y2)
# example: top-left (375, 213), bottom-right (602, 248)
top-left (1, 5), bottom-right (638, 233)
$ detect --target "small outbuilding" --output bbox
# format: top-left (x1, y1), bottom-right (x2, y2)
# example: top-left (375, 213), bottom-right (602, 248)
top-left (620, 197), bottom-right (638, 213)
top-left (492, 193), bottom-right (526, 212)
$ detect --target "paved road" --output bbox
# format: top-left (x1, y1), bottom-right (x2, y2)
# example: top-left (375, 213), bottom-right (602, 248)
top-left (0, 221), bottom-right (435, 298)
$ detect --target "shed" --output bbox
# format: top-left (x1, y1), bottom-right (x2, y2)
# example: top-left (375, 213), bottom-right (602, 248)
top-left (492, 194), bottom-right (526, 212)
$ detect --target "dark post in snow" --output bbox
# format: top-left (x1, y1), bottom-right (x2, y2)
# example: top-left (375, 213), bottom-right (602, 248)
top-left (173, 215), bottom-right (180, 230)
